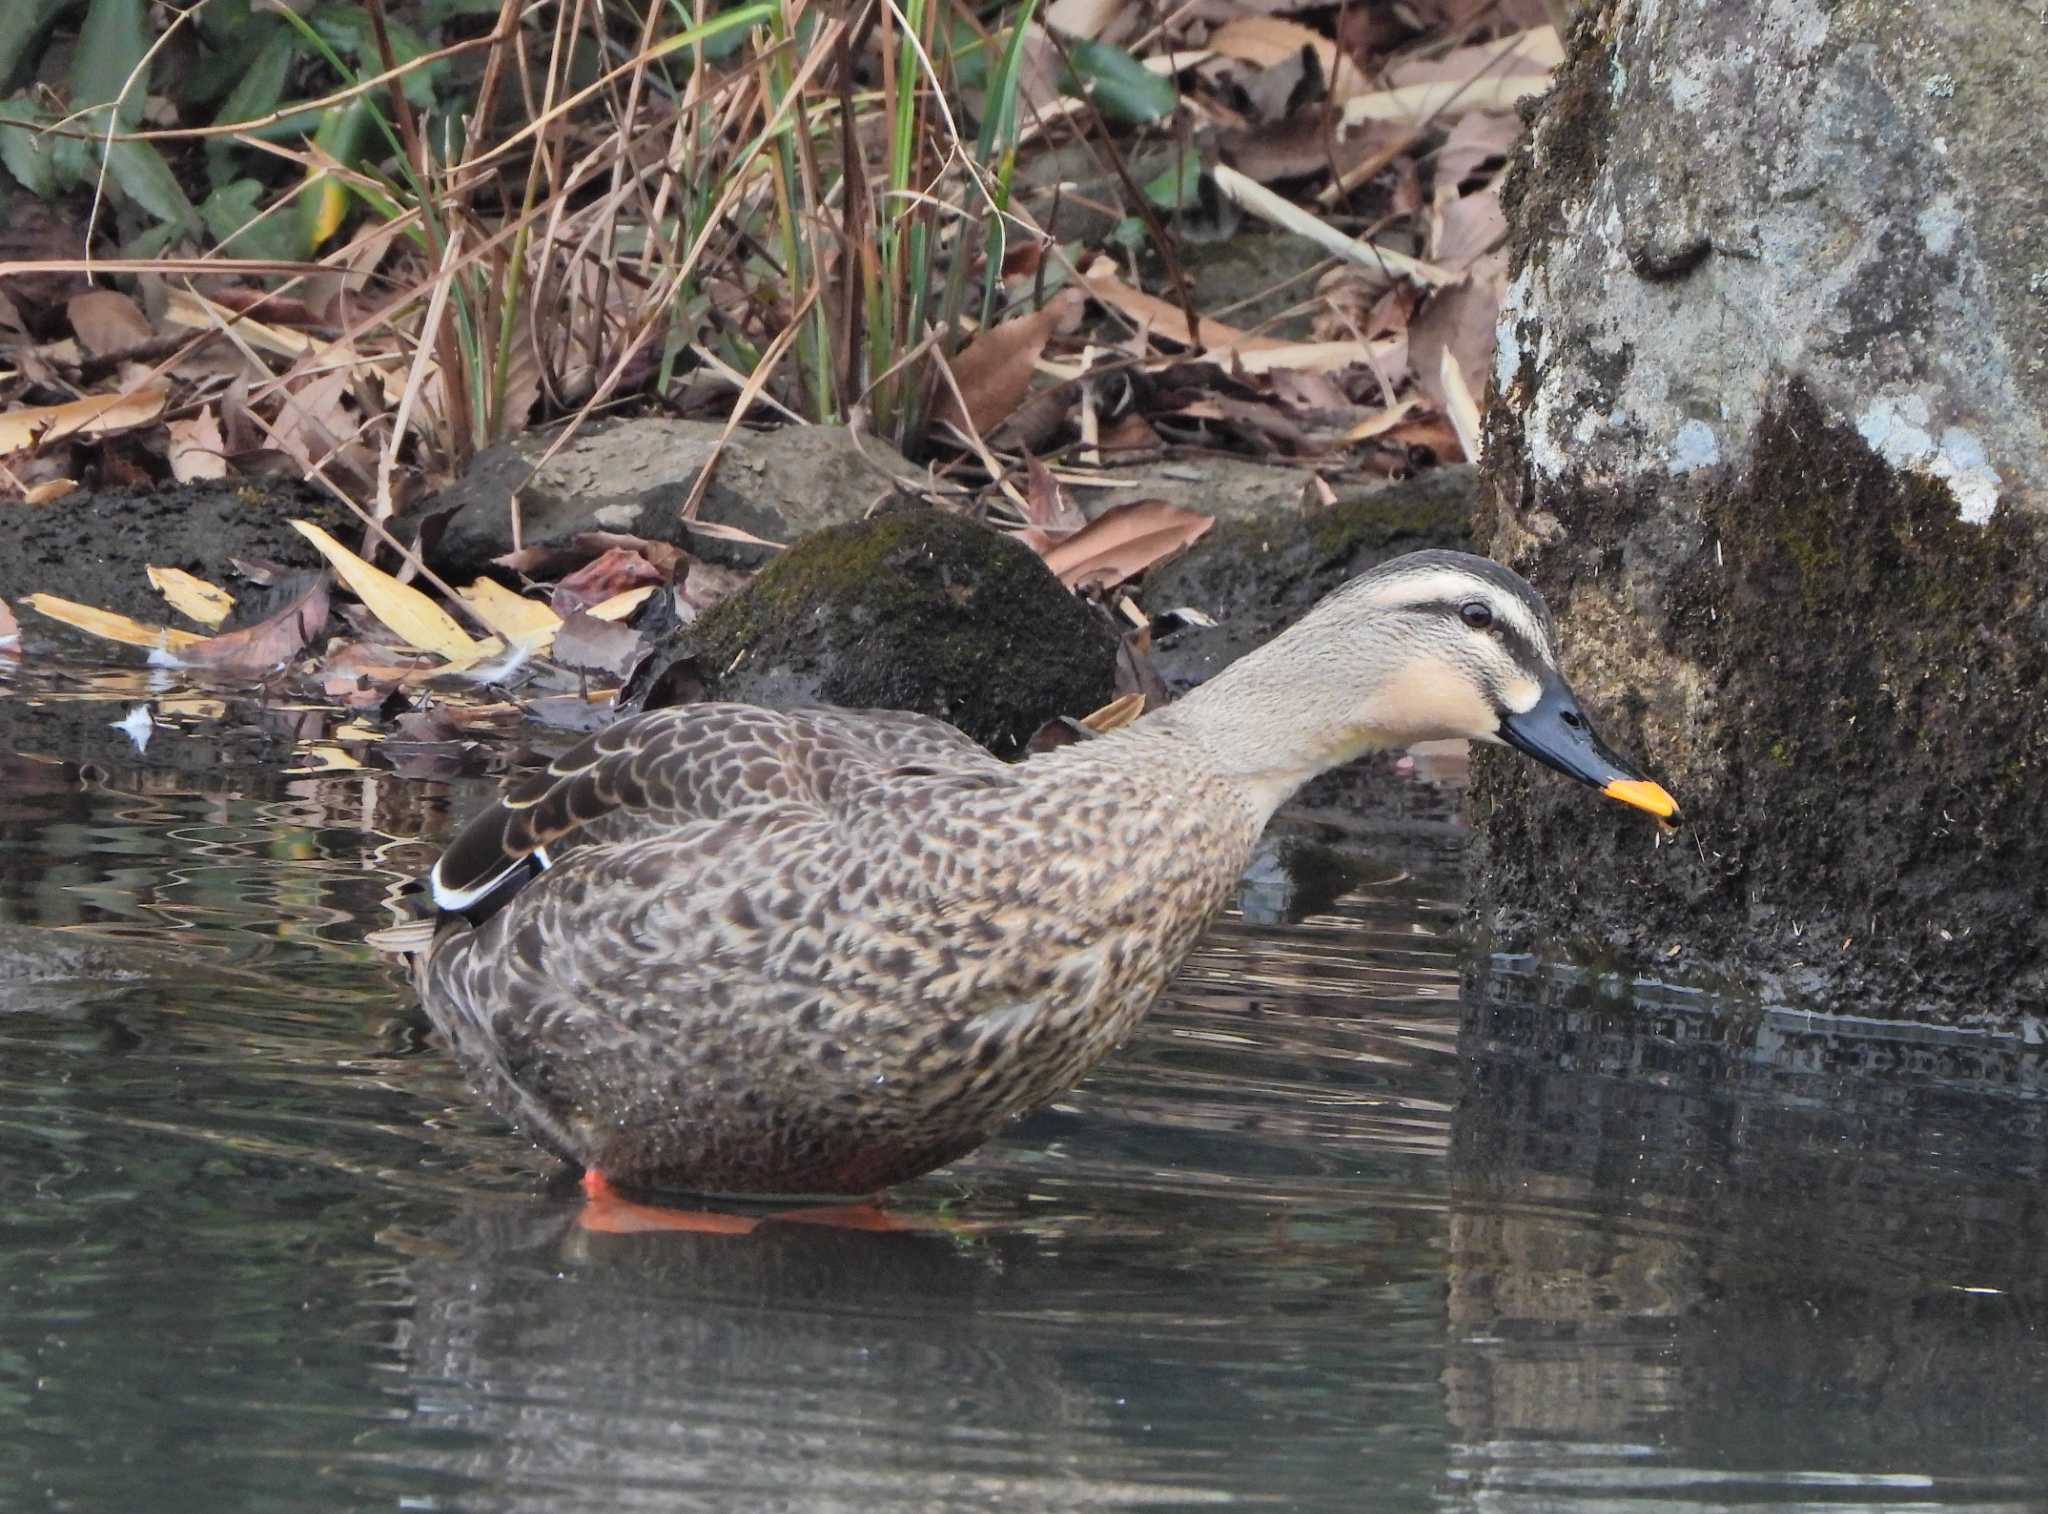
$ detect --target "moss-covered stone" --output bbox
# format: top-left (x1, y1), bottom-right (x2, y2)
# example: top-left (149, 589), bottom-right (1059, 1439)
top-left (1473, 382), bottom-right (2048, 1021)
top-left (640, 508), bottom-right (1120, 757)
top-left (1140, 466), bottom-right (1476, 692)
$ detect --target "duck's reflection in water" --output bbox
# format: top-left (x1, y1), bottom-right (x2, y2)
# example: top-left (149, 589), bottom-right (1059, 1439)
top-left (1444, 957), bottom-right (2048, 1509)
top-left (380, 1199), bottom-right (1249, 1512)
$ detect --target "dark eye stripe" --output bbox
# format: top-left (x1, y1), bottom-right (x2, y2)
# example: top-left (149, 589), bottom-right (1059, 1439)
top-left (1414, 597), bottom-right (1543, 672)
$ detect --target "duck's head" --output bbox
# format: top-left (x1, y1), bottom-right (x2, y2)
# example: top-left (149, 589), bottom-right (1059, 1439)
top-left (1319, 549), bottom-right (1679, 820)
top-left (1177, 549), bottom-right (1679, 822)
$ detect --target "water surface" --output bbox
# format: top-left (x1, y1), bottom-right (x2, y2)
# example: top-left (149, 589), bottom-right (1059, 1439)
top-left (0, 670), bottom-right (2043, 1512)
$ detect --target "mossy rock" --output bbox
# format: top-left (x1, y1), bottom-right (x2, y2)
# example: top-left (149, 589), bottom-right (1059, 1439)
top-left (1141, 466), bottom-right (1476, 692)
top-left (637, 509), bottom-right (1120, 757)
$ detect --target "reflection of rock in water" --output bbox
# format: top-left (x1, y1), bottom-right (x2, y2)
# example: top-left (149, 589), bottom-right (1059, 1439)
top-left (1444, 957), bottom-right (2048, 1499)
top-left (384, 1203), bottom-right (1220, 1511)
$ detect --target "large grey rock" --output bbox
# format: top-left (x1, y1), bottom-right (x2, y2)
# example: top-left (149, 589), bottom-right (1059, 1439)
top-left (417, 417), bottom-right (925, 580)
top-left (1473, 0), bottom-right (2048, 1021)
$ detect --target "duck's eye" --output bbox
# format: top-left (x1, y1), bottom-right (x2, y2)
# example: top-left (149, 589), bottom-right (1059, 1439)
top-left (1460, 601), bottom-right (1494, 630)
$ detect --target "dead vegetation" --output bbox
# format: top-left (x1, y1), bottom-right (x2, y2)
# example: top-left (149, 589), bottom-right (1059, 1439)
top-left (0, 0), bottom-right (1553, 735)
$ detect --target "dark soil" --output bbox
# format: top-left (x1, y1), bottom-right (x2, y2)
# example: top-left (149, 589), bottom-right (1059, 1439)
top-left (0, 481), bottom-right (358, 634)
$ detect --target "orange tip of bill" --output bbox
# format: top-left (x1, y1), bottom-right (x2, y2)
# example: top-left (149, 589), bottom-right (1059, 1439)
top-left (1601, 777), bottom-right (1679, 820)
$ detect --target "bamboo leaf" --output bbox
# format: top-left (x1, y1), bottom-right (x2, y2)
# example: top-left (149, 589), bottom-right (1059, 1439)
top-left (146, 566), bottom-right (236, 627)
top-left (290, 519), bottom-right (482, 661)
top-left (1062, 37), bottom-right (1176, 124)
top-left (0, 100), bottom-right (55, 197)
top-left (105, 140), bottom-right (201, 232)
top-left (72, 0), bottom-right (151, 128)
top-left (26, 594), bottom-right (210, 652)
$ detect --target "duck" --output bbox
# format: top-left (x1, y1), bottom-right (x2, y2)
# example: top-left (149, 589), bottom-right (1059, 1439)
top-left (403, 548), bottom-right (1676, 1199)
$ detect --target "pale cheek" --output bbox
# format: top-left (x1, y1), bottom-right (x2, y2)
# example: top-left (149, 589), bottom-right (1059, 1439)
top-left (1372, 659), bottom-right (1499, 742)
top-left (1500, 674), bottom-right (1542, 716)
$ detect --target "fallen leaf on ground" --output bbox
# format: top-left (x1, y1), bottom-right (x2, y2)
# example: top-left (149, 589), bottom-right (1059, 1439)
top-left (680, 560), bottom-right (750, 615)
top-left (934, 288), bottom-right (1088, 437)
top-left (1034, 499), bottom-right (1214, 590)
top-left (1080, 257), bottom-right (1290, 356)
top-left (24, 594), bottom-right (210, 652)
top-left (147, 565), bottom-right (236, 627)
top-left (67, 290), bottom-right (154, 355)
top-left (458, 578), bottom-right (562, 653)
top-left (1437, 111), bottom-right (1522, 190)
top-left (1439, 348), bottom-right (1482, 463)
top-left (550, 612), bottom-right (644, 678)
top-left (1206, 16), bottom-right (1366, 100)
top-left (21, 478), bottom-right (78, 504)
top-left (1430, 186), bottom-right (1506, 271)
top-left (166, 408), bottom-right (230, 482)
top-left (586, 585), bottom-right (657, 621)
top-left (291, 519), bottom-right (483, 662)
top-left (1023, 453), bottom-right (1087, 534)
top-left (170, 575), bottom-right (329, 675)
top-left (550, 547), bottom-right (666, 616)
top-left (0, 384), bottom-right (170, 454)
top-left (1407, 248), bottom-right (1507, 421)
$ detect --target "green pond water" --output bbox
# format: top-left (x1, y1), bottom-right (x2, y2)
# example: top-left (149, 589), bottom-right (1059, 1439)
top-left (0, 667), bottom-right (2044, 1512)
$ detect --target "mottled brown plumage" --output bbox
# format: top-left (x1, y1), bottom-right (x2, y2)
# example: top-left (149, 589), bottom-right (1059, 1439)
top-left (408, 550), bottom-right (1677, 1196)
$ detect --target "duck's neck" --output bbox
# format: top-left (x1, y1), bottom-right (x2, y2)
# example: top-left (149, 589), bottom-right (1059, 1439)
top-left (1134, 625), bottom-right (1394, 824)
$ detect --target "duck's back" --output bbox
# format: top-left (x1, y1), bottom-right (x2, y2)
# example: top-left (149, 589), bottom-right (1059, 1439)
top-left (418, 703), bottom-right (1259, 1196)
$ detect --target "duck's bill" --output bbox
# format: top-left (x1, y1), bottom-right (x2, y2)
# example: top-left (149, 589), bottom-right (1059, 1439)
top-left (1497, 684), bottom-right (1680, 821)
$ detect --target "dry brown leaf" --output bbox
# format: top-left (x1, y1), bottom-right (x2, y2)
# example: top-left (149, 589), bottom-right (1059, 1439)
top-left (1344, 30), bottom-right (1559, 128)
top-left (1343, 397), bottom-right (1421, 441)
top-left (935, 288), bottom-right (1087, 437)
top-left (21, 478), bottom-right (78, 504)
top-left (1207, 16), bottom-right (1368, 99)
top-left (551, 611), bottom-right (644, 678)
top-left (1024, 453), bottom-right (1087, 534)
top-left (146, 565), bottom-right (235, 627)
top-left (1430, 186), bottom-right (1507, 271)
top-left (550, 547), bottom-right (666, 617)
top-left (1081, 257), bottom-right (1290, 356)
top-left (166, 408), bottom-right (229, 482)
top-left (25, 593), bottom-right (210, 652)
top-left (177, 576), bottom-right (330, 675)
top-left (1408, 248), bottom-right (1507, 421)
top-left (67, 290), bottom-right (154, 356)
top-left (0, 383), bottom-right (169, 454)
top-left (290, 519), bottom-right (483, 661)
top-left (1437, 111), bottom-right (1522, 190)
top-left (1037, 499), bottom-right (1214, 590)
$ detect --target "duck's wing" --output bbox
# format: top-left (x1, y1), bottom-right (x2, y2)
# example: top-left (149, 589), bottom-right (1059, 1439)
top-left (427, 703), bottom-right (1000, 918)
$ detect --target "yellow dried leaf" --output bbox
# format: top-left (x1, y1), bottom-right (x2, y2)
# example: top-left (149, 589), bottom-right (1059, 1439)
top-left (147, 565), bottom-right (235, 628)
top-left (0, 383), bottom-right (169, 454)
top-left (290, 520), bottom-right (482, 662)
top-left (286, 743), bottom-right (366, 774)
top-left (1439, 349), bottom-right (1483, 464)
top-left (587, 585), bottom-right (657, 621)
top-left (21, 479), bottom-right (78, 504)
top-left (457, 578), bottom-right (562, 651)
top-left (26, 594), bottom-right (210, 651)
